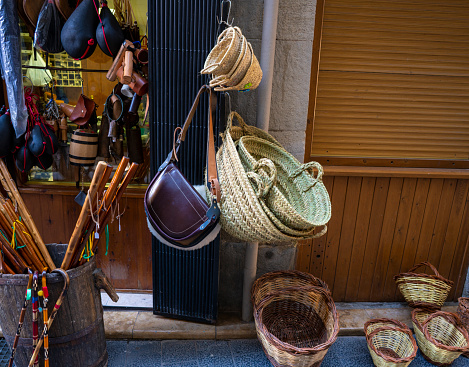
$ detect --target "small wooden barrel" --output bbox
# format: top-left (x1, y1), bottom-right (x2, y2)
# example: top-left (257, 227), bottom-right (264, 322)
top-left (69, 129), bottom-right (98, 166)
top-left (0, 247), bottom-right (108, 367)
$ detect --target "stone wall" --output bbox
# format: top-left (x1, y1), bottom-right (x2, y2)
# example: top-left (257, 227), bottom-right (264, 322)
top-left (217, 0), bottom-right (317, 313)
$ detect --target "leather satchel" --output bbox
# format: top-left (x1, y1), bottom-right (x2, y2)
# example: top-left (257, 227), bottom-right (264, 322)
top-left (69, 94), bottom-right (98, 126)
top-left (144, 85), bottom-right (221, 250)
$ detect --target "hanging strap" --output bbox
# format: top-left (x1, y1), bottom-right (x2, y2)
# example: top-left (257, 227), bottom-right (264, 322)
top-left (167, 85), bottom-right (220, 201)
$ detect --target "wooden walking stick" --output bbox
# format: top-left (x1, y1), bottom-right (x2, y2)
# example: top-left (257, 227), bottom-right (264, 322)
top-left (32, 271), bottom-right (39, 367)
top-left (29, 268), bottom-right (70, 367)
top-left (8, 270), bottom-right (33, 367)
top-left (0, 161), bottom-right (55, 270)
top-left (61, 161), bottom-right (108, 270)
top-left (39, 269), bottom-right (50, 367)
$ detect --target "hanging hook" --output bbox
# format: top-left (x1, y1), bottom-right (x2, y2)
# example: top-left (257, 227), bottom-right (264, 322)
top-left (224, 92), bottom-right (232, 115)
top-left (80, 78), bottom-right (85, 95)
top-left (217, 0), bottom-right (233, 34)
top-left (23, 75), bottom-right (34, 88)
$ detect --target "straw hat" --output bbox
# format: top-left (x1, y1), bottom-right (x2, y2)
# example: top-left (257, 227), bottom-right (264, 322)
top-left (215, 43), bottom-right (262, 91)
top-left (201, 27), bottom-right (244, 76)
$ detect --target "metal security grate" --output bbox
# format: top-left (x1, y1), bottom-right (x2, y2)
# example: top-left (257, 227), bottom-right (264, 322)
top-left (0, 339), bottom-right (11, 367)
top-left (148, 0), bottom-right (223, 323)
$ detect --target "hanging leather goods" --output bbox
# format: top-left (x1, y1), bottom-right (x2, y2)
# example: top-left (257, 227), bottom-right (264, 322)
top-left (95, 0), bottom-right (125, 57)
top-left (58, 115), bottom-right (68, 143)
top-left (126, 126), bottom-right (143, 164)
top-left (0, 112), bottom-right (15, 158)
top-left (116, 67), bottom-right (148, 96)
top-left (54, 0), bottom-right (83, 21)
top-left (69, 94), bottom-right (98, 126)
top-left (145, 85), bottom-right (221, 251)
top-left (104, 92), bottom-right (124, 142)
top-left (106, 40), bottom-right (134, 82)
top-left (97, 113), bottom-right (111, 158)
top-left (7, 270), bottom-right (33, 367)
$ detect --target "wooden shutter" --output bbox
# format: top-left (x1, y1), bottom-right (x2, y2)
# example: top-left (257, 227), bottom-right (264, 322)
top-left (306, 0), bottom-right (469, 167)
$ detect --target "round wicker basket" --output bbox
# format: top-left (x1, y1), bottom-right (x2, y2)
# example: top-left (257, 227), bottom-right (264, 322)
top-left (394, 262), bottom-right (453, 309)
top-left (364, 319), bottom-right (417, 367)
top-left (457, 297), bottom-right (469, 358)
top-left (254, 286), bottom-right (339, 367)
top-left (412, 308), bottom-right (469, 365)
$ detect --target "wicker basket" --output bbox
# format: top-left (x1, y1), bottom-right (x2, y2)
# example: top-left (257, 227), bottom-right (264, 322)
top-left (412, 308), bottom-right (469, 366)
top-left (217, 111), bottom-right (329, 243)
top-left (364, 319), bottom-right (417, 367)
top-left (251, 270), bottom-right (330, 310)
top-left (254, 286), bottom-right (339, 367)
top-left (237, 135), bottom-right (331, 232)
top-left (457, 297), bottom-right (469, 357)
top-left (201, 26), bottom-right (243, 75)
top-left (394, 262), bottom-right (453, 309)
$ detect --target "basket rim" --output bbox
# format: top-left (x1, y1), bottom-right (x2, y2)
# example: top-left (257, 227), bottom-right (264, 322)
top-left (393, 262), bottom-right (454, 287)
top-left (366, 325), bottom-right (418, 363)
top-left (251, 270), bottom-right (331, 308)
top-left (364, 318), bottom-right (411, 335)
top-left (412, 308), bottom-right (469, 353)
top-left (254, 285), bottom-right (339, 354)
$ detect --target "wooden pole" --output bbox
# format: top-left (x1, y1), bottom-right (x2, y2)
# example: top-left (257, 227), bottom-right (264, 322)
top-left (61, 161), bottom-right (108, 270)
top-left (0, 161), bottom-right (55, 270)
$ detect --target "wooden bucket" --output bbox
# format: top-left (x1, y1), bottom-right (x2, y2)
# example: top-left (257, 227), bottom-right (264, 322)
top-left (69, 129), bottom-right (98, 166)
top-left (0, 245), bottom-right (109, 367)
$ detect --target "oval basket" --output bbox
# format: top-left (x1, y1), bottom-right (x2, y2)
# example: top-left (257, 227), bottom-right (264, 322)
top-left (394, 262), bottom-right (453, 309)
top-left (251, 270), bottom-right (330, 310)
top-left (364, 319), bottom-right (417, 367)
top-left (254, 286), bottom-right (339, 367)
top-left (457, 297), bottom-right (469, 357)
top-left (217, 112), bottom-right (329, 243)
top-left (412, 308), bottom-right (469, 366)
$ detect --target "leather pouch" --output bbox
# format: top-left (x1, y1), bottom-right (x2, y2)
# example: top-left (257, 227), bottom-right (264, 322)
top-left (144, 85), bottom-right (221, 250)
top-left (70, 94), bottom-right (97, 126)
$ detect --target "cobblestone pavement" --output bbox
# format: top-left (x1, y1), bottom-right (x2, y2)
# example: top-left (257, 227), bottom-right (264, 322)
top-left (2, 337), bottom-right (469, 366)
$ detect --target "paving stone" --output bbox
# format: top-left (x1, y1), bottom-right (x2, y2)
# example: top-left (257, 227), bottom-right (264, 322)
top-left (161, 340), bottom-right (198, 364)
top-left (125, 340), bottom-right (162, 367)
top-left (232, 351), bottom-right (272, 367)
top-left (229, 339), bottom-right (263, 355)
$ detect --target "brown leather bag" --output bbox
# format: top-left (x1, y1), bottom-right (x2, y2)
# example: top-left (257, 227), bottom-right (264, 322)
top-left (69, 95), bottom-right (97, 126)
top-left (144, 85), bottom-right (220, 250)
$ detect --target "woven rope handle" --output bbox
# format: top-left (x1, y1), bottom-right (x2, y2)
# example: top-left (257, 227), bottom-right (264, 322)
top-left (311, 225), bottom-right (327, 239)
top-left (247, 158), bottom-right (277, 198)
top-left (407, 262), bottom-right (445, 280)
top-left (227, 111), bottom-right (248, 130)
top-left (290, 161), bottom-right (324, 182)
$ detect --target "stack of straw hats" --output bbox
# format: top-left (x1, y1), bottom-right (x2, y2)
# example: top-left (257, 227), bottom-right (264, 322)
top-left (201, 27), bottom-right (262, 92)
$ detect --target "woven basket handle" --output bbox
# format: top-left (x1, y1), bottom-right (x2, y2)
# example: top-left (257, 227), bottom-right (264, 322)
top-left (227, 111), bottom-right (248, 130)
top-left (421, 311), bottom-right (469, 352)
top-left (311, 225), bottom-right (327, 239)
top-left (289, 161), bottom-right (324, 182)
top-left (246, 158), bottom-right (277, 198)
top-left (407, 262), bottom-right (444, 279)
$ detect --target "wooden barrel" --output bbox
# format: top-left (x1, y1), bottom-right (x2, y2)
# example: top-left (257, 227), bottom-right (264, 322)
top-left (0, 247), bottom-right (108, 367)
top-left (69, 129), bottom-right (98, 166)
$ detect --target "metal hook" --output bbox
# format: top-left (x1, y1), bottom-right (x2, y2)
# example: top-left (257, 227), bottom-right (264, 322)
top-left (80, 78), bottom-right (84, 95)
top-left (217, 0), bottom-right (233, 34)
top-left (23, 75), bottom-right (34, 88)
top-left (224, 92), bottom-right (232, 115)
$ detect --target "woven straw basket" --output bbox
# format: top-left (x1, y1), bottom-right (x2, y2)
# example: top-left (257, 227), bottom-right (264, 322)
top-left (254, 286), bottom-right (339, 367)
top-left (394, 262), bottom-right (453, 309)
top-left (364, 319), bottom-right (417, 367)
top-left (217, 111), bottom-right (329, 243)
top-left (457, 297), bottom-right (469, 357)
top-left (251, 270), bottom-right (330, 310)
top-left (209, 36), bottom-right (249, 88)
top-left (237, 135), bottom-right (331, 232)
top-left (201, 26), bottom-right (243, 75)
top-left (412, 309), bottom-right (469, 365)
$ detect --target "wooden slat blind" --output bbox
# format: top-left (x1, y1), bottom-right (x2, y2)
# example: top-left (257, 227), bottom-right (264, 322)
top-left (308, 0), bottom-right (469, 163)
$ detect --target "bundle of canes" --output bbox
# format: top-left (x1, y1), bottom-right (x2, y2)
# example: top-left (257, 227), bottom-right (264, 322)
top-left (0, 160), bottom-right (55, 270)
top-left (28, 268), bottom-right (70, 367)
top-left (8, 270), bottom-right (33, 367)
top-left (76, 160), bottom-right (139, 268)
top-left (39, 268), bottom-right (50, 367)
top-left (32, 271), bottom-right (39, 367)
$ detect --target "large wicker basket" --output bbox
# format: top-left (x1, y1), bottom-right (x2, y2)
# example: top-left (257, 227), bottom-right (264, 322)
top-left (254, 286), bottom-right (339, 367)
top-left (457, 297), bottom-right (469, 357)
top-left (394, 262), bottom-right (453, 309)
top-left (364, 319), bottom-right (417, 367)
top-left (251, 270), bottom-right (330, 310)
top-left (412, 308), bottom-right (469, 365)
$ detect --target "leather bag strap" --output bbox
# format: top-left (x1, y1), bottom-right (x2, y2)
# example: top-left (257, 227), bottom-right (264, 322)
top-left (170, 85), bottom-right (220, 201)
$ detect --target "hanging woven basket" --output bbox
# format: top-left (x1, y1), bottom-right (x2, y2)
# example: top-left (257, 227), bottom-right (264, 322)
top-left (412, 308), bottom-right (469, 366)
top-left (254, 286), bottom-right (339, 367)
top-left (217, 111), bottom-right (329, 243)
top-left (394, 262), bottom-right (453, 309)
top-left (364, 319), bottom-right (417, 367)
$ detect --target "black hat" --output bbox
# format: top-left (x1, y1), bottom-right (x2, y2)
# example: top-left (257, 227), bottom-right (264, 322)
top-left (15, 146), bottom-right (35, 172)
top-left (34, 152), bottom-right (54, 170)
top-left (96, 2), bottom-right (125, 57)
top-left (0, 113), bottom-right (14, 157)
top-left (61, 0), bottom-right (100, 60)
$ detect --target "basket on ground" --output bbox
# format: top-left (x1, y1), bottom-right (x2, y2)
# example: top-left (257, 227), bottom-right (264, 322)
top-left (457, 297), bottom-right (469, 357)
top-left (253, 285), bottom-right (339, 367)
top-left (412, 308), bottom-right (469, 365)
top-left (364, 319), bottom-right (417, 367)
top-left (394, 262), bottom-right (453, 309)
top-left (251, 270), bottom-right (330, 310)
